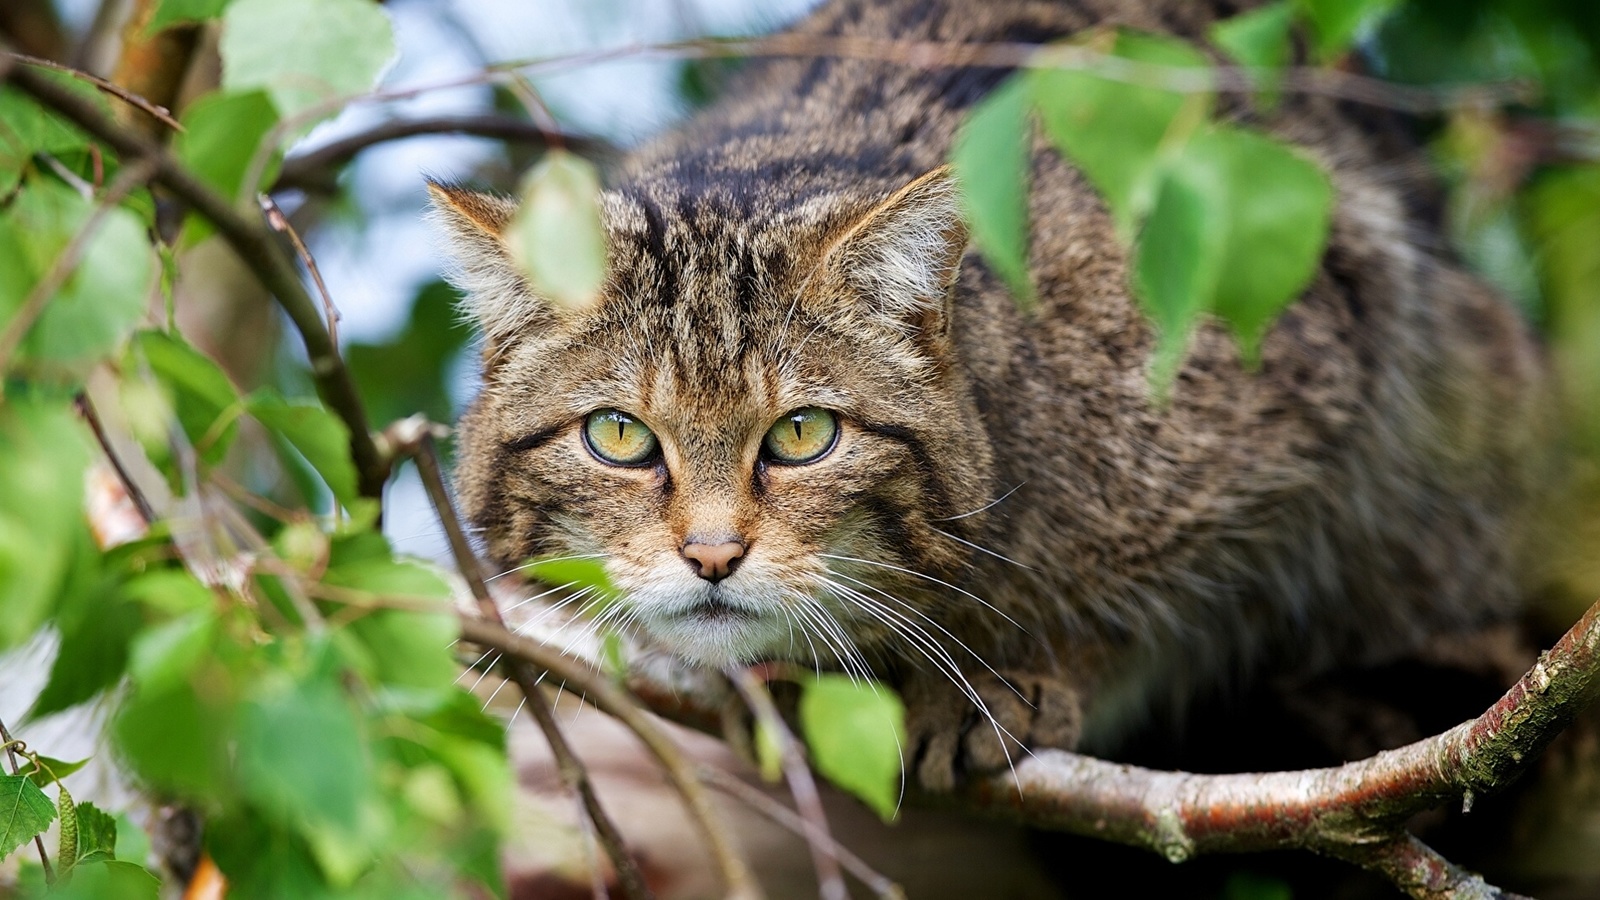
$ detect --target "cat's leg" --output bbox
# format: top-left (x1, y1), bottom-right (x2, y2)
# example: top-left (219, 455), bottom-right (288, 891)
top-left (899, 664), bottom-right (1085, 792)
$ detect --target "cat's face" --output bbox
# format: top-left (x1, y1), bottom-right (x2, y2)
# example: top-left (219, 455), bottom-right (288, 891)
top-left (435, 169), bottom-right (994, 668)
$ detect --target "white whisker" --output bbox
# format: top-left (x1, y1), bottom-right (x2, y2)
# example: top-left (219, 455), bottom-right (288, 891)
top-left (932, 527), bottom-right (1036, 571)
top-left (933, 482), bottom-right (1026, 521)
top-left (820, 553), bottom-right (1029, 633)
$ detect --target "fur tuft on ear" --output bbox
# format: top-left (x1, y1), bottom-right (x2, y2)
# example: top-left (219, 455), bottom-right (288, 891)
top-left (425, 180), bottom-right (550, 347)
top-left (824, 166), bottom-right (969, 335)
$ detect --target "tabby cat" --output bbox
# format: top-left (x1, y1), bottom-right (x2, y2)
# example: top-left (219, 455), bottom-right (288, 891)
top-left (429, 0), bottom-right (1547, 788)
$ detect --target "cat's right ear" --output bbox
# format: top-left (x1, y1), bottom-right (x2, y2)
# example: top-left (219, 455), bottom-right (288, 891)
top-left (426, 180), bottom-right (554, 348)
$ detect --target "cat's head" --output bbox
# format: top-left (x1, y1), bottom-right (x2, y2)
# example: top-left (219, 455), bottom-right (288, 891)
top-left (430, 166), bottom-right (996, 669)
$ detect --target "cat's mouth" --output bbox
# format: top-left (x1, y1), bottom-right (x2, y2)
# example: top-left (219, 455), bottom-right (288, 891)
top-left (681, 597), bottom-right (755, 623)
top-left (630, 585), bottom-right (791, 667)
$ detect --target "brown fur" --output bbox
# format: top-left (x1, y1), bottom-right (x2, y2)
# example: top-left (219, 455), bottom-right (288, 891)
top-left (431, 0), bottom-right (1549, 788)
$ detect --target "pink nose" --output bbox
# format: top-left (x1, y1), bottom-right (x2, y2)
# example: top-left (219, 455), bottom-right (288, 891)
top-left (681, 541), bottom-right (746, 582)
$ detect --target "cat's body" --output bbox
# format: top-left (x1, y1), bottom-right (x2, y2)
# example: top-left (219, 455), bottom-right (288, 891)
top-left (433, 0), bottom-right (1547, 786)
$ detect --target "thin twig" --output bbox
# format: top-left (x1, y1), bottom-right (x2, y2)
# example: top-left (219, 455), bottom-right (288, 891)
top-left (697, 766), bottom-right (905, 900)
top-left (2, 50), bottom-right (182, 131)
top-left (458, 615), bottom-right (764, 900)
top-left (75, 391), bottom-right (157, 524)
top-left (249, 30), bottom-right (1536, 173)
top-left (7, 61), bottom-right (389, 502)
top-left (258, 193), bottom-right (341, 348)
top-left (727, 668), bottom-right (848, 900)
top-left (272, 115), bottom-right (611, 193)
top-left (0, 717), bottom-right (55, 883)
top-left (390, 417), bottom-right (655, 900)
top-left (0, 156), bottom-right (158, 373)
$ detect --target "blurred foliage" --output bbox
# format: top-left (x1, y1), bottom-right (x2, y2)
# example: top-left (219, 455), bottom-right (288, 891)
top-left (0, 0), bottom-right (1598, 895)
top-left (345, 280), bottom-right (470, 428)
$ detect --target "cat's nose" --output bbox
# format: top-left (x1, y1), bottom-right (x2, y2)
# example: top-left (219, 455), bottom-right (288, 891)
top-left (681, 540), bottom-right (746, 582)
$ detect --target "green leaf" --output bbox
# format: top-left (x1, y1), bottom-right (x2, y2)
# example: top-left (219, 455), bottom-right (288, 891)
top-left (346, 280), bottom-right (471, 426)
top-left (172, 89), bottom-right (280, 244)
top-left (343, 609), bottom-right (459, 690)
top-left (247, 392), bottom-right (360, 507)
top-left (506, 151), bottom-right (608, 312)
top-left (1131, 125), bottom-right (1332, 391)
top-left (521, 556), bottom-right (620, 603)
top-left (149, 0), bottom-right (233, 32)
top-left (0, 774), bottom-right (56, 862)
top-left (129, 330), bottom-right (243, 467)
top-left (115, 813), bottom-right (152, 867)
top-left (0, 178), bottom-right (154, 376)
top-left (952, 76), bottom-right (1034, 309)
top-left (234, 669), bottom-right (380, 864)
top-left (1210, 1), bottom-right (1296, 105)
top-left (129, 608), bottom-right (219, 693)
top-left (0, 74), bottom-right (104, 192)
top-left (1298, 0), bottom-right (1400, 61)
top-left (1132, 152), bottom-right (1226, 393)
top-left (798, 676), bottom-right (905, 821)
top-left (1195, 127), bottom-right (1331, 361)
top-left (1032, 29), bottom-right (1212, 235)
top-left (75, 801), bottom-right (119, 865)
top-left (113, 678), bottom-right (234, 798)
top-left (30, 587), bottom-right (141, 718)
top-left (46, 859), bottom-right (161, 900)
top-left (24, 755), bottom-right (88, 789)
top-left (219, 0), bottom-right (395, 123)
top-left (0, 397), bottom-right (92, 651)
top-left (322, 556), bottom-right (455, 601)
top-left (599, 630), bottom-right (627, 682)
top-left (122, 569), bottom-right (215, 616)
top-left (205, 810), bottom-right (335, 900)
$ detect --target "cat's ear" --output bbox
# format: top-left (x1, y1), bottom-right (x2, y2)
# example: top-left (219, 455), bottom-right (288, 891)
top-left (426, 180), bottom-right (556, 347)
top-left (821, 166), bottom-right (968, 338)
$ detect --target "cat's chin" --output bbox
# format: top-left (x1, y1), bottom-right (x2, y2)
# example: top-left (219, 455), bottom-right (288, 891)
top-left (636, 602), bottom-right (793, 669)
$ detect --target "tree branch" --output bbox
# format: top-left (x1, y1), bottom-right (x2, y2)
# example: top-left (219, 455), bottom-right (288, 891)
top-left (271, 115), bottom-right (612, 194)
top-left (5, 60), bottom-right (389, 502)
top-left (4, 51), bottom-right (182, 132)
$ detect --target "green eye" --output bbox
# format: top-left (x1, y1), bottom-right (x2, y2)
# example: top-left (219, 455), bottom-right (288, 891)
top-left (763, 408), bottom-right (838, 464)
top-left (583, 409), bottom-right (659, 465)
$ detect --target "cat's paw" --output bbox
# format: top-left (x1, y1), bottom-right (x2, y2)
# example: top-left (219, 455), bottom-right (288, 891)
top-left (902, 669), bottom-right (1083, 792)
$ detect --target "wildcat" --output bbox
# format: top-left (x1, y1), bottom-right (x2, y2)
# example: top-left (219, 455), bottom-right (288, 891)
top-left (429, 0), bottom-right (1547, 789)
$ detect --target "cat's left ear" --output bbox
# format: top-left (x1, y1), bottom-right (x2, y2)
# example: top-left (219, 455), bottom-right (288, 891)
top-left (426, 180), bottom-right (569, 349)
top-left (821, 166), bottom-right (968, 339)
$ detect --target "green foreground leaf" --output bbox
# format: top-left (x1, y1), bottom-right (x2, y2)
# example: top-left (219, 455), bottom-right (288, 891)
top-left (507, 151), bottom-right (608, 312)
top-left (0, 774), bottom-right (56, 862)
top-left (219, 0), bottom-right (395, 124)
top-left (798, 676), bottom-right (905, 821)
top-left (953, 77), bottom-right (1035, 308)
